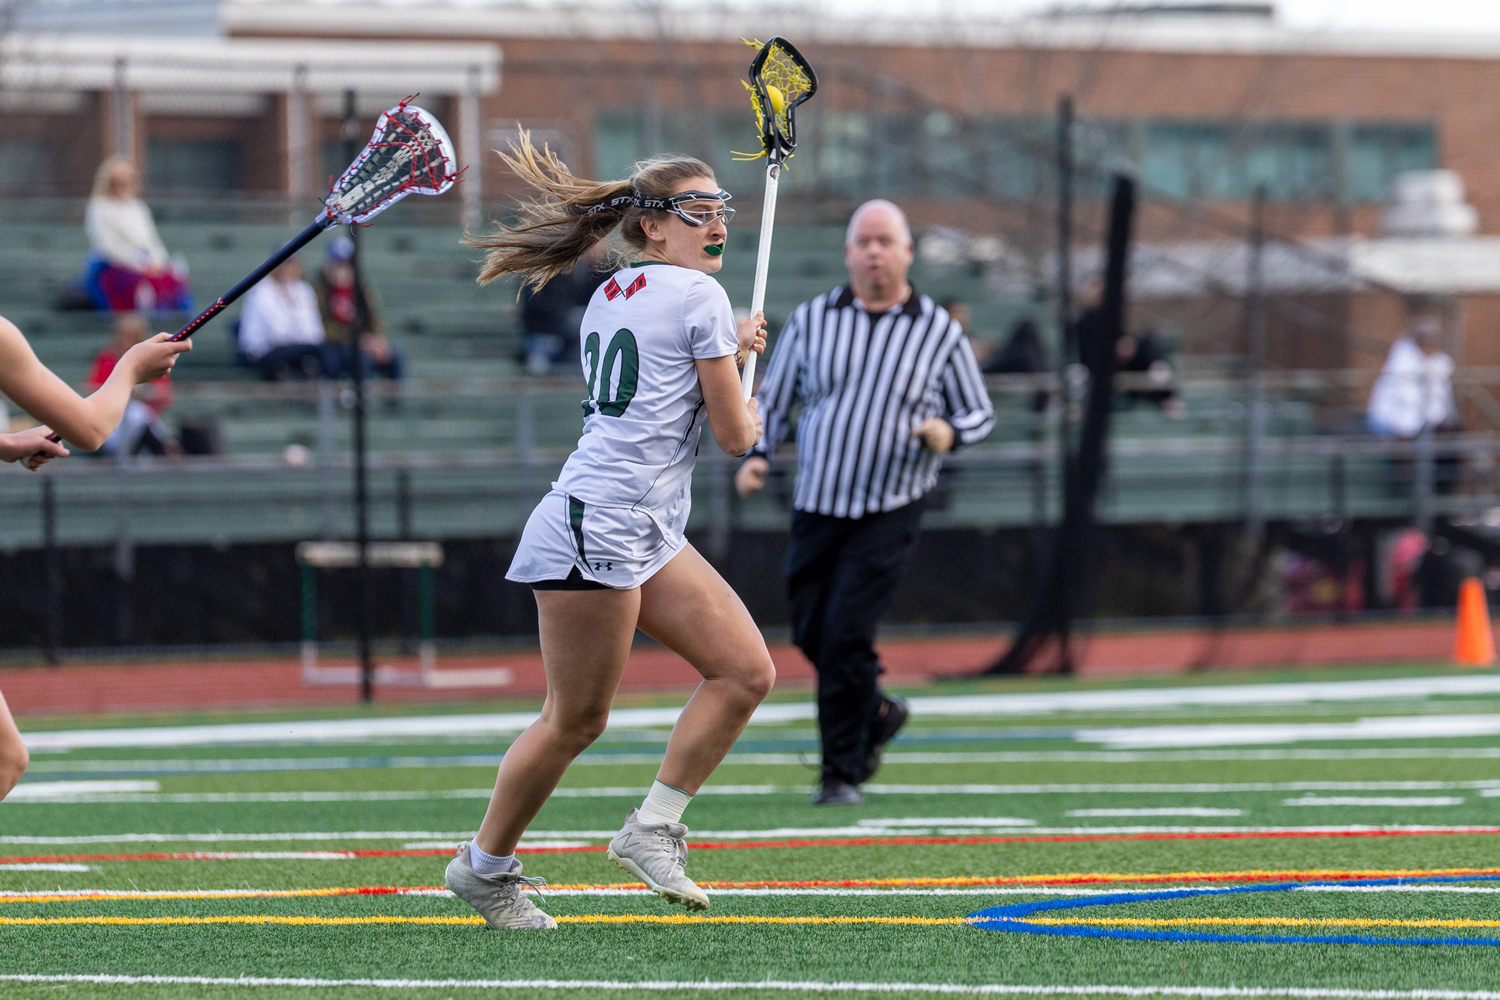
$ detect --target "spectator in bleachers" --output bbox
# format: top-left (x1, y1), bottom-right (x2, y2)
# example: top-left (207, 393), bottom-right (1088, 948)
top-left (519, 241), bottom-right (608, 375)
top-left (1367, 305), bottom-right (1456, 439)
top-left (315, 237), bottom-right (404, 382)
top-left (86, 313), bottom-right (177, 456)
top-left (1368, 302), bottom-right (1461, 495)
top-left (942, 298), bottom-right (973, 335)
top-left (238, 257), bottom-right (344, 380)
top-left (84, 157), bottom-right (192, 313)
top-left (983, 317), bottom-right (1050, 412)
top-left (1115, 329), bottom-right (1185, 418)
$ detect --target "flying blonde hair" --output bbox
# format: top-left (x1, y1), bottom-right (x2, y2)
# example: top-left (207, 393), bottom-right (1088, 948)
top-left (465, 130), bottom-right (716, 290)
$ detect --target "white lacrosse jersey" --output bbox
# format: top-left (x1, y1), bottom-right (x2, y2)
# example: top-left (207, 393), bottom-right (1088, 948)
top-left (553, 261), bottom-right (739, 527)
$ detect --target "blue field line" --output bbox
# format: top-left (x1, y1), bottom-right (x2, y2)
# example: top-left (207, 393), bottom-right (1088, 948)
top-left (967, 876), bottom-right (1500, 947)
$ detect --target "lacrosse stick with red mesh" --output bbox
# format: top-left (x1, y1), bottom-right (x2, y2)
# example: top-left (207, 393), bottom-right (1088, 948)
top-left (44, 99), bottom-right (458, 445)
top-left (735, 37), bottom-right (817, 400)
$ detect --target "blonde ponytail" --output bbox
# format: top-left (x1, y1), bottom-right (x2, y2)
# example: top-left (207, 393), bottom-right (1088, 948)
top-left (466, 129), bottom-right (716, 290)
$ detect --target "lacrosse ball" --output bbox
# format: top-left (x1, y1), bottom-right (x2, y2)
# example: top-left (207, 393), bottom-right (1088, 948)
top-left (766, 85), bottom-right (786, 115)
top-left (283, 443), bottom-right (312, 467)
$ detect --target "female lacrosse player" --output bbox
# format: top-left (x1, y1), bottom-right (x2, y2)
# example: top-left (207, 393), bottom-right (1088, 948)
top-left (446, 138), bottom-right (771, 929)
top-left (0, 315), bottom-right (190, 799)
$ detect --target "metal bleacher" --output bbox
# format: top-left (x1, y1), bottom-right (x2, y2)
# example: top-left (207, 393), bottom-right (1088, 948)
top-left (0, 210), bottom-right (1483, 550)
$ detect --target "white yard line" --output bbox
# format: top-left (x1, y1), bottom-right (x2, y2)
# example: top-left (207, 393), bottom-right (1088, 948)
top-left (1298, 885), bottom-right (1500, 893)
top-left (3, 780), bottom-right (160, 799)
top-left (1282, 796), bottom-right (1465, 807)
top-left (11, 779), bottom-right (1500, 805)
top-left (27, 747), bottom-right (1500, 776)
top-left (1078, 715), bottom-right (1500, 749)
top-left (3, 975), bottom-right (1500, 998)
top-left (0, 831), bottom-right (477, 846)
top-left (0, 863), bottom-right (93, 872)
top-left (22, 675), bottom-right (1500, 750)
top-left (1066, 808), bottom-right (1243, 817)
top-left (5, 823), bottom-right (1499, 848)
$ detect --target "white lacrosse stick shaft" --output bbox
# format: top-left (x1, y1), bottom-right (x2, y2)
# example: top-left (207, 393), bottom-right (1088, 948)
top-left (742, 162), bottom-right (781, 401)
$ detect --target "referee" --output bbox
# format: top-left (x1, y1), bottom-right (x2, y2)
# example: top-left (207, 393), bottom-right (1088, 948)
top-left (735, 200), bottom-right (995, 805)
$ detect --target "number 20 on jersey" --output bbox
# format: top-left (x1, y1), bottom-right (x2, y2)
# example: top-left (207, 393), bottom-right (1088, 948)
top-left (582, 328), bottom-right (640, 417)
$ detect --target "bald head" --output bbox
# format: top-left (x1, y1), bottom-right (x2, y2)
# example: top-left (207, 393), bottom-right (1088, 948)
top-left (846, 200), bottom-right (912, 246)
top-left (844, 200), bottom-right (915, 311)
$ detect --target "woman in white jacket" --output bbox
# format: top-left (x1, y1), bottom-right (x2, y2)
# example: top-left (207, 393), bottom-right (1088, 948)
top-left (84, 158), bottom-right (191, 312)
top-left (1367, 311), bottom-right (1455, 438)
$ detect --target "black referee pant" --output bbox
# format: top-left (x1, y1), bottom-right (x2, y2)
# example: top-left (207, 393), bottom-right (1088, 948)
top-left (785, 497), bottom-right (925, 785)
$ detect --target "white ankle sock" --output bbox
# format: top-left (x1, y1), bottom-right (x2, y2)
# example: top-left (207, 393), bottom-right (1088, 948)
top-left (467, 840), bottom-right (516, 876)
top-left (636, 779), bottom-right (692, 825)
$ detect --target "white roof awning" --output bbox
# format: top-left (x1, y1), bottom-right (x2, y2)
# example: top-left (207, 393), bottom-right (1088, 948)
top-left (0, 33), bottom-right (501, 96)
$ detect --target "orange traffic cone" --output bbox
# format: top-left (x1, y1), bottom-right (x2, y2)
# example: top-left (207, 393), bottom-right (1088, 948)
top-left (1454, 577), bottom-right (1496, 667)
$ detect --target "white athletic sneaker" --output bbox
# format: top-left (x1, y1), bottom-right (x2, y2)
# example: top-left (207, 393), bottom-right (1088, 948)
top-left (444, 844), bottom-right (557, 929)
top-left (607, 808), bottom-right (711, 911)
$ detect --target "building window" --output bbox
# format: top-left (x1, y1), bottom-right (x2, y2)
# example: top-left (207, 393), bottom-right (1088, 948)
top-left (592, 108), bottom-right (765, 192)
top-left (1139, 121), bottom-right (1337, 202)
top-left (591, 110), bottom-right (1437, 206)
top-left (1347, 124), bottom-right (1437, 202)
top-left (146, 140), bottom-right (240, 193)
top-left (0, 140), bottom-right (52, 193)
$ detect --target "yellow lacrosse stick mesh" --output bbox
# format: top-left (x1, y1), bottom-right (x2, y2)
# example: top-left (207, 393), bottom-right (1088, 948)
top-left (733, 37), bottom-right (817, 163)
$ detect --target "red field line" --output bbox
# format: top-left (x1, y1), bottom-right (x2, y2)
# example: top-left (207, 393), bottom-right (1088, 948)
top-left (7, 827), bottom-right (1500, 866)
top-left (12, 870), bottom-right (1500, 904)
top-left (698, 868), bottom-right (1500, 888)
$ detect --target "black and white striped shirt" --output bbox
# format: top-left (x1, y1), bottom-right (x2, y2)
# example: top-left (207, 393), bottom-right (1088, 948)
top-left (749, 285), bottom-right (995, 518)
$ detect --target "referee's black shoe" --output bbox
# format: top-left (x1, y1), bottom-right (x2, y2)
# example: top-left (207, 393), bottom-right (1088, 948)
top-left (810, 778), bottom-right (865, 806)
top-left (862, 694), bottom-right (910, 782)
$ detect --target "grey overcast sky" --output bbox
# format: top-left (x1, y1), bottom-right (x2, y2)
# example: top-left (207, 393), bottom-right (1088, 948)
top-left (759, 0), bottom-right (1500, 34)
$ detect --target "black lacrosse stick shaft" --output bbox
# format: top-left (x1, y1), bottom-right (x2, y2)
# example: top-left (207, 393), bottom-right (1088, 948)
top-left (168, 218), bottom-right (331, 342)
top-left (44, 217), bottom-right (332, 445)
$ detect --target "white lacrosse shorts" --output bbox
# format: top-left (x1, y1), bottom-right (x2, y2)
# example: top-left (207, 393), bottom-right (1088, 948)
top-left (505, 490), bottom-right (686, 591)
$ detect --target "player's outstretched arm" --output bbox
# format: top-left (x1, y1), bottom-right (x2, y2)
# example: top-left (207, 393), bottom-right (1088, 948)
top-left (0, 316), bottom-right (190, 452)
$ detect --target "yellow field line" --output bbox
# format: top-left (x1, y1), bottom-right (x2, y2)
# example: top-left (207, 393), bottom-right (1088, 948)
top-left (559, 915), bottom-right (971, 926)
top-left (1007, 916), bottom-right (1500, 930)
top-left (7, 869), bottom-right (1496, 905)
top-left (0, 888), bottom-right (441, 905)
top-left (0, 914), bottom-right (972, 928)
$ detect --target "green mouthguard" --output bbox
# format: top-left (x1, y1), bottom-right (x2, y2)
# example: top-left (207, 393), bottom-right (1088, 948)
top-left (705, 244), bottom-right (725, 256)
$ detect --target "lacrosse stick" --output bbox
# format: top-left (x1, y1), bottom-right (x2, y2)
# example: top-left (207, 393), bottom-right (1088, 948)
top-left (736, 37), bottom-right (817, 401)
top-left (46, 100), bottom-right (457, 445)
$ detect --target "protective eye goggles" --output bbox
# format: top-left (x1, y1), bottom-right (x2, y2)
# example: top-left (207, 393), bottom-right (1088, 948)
top-left (589, 188), bottom-right (735, 227)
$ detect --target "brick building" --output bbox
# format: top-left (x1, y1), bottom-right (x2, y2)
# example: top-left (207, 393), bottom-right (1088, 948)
top-left (9, 1), bottom-right (1500, 367)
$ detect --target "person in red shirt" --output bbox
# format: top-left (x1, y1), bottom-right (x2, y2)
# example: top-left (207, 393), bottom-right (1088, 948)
top-left (87, 313), bottom-right (177, 456)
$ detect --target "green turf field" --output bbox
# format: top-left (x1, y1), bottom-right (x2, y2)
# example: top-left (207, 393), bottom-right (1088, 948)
top-left (4, 665), bottom-right (1500, 998)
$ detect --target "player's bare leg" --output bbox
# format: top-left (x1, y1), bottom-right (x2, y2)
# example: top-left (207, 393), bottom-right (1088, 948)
top-left (448, 585), bottom-right (639, 929)
top-left (607, 544), bottom-right (775, 910)
top-left (639, 544), bottom-right (775, 792)
top-left (476, 586), bottom-right (641, 854)
top-left (0, 689), bottom-right (29, 801)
